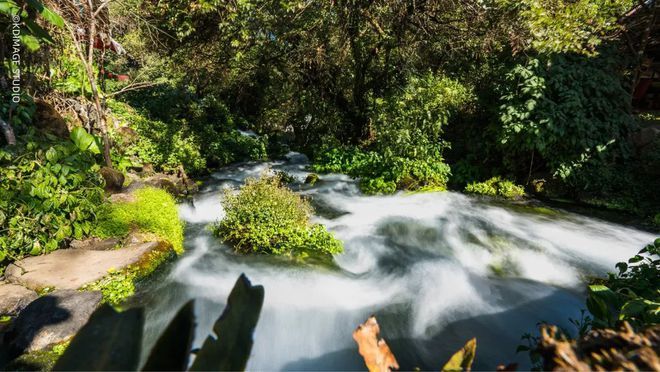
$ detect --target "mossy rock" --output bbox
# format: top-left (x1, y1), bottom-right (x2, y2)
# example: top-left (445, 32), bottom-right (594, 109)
top-left (305, 173), bottom-right (320, 186)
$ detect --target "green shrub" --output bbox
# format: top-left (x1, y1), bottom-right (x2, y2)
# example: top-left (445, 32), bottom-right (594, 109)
top-left (372, 73), bottom-right (472, 161)
top-left (655, 214), bottom-right (660, 226)
top-left (312, 146), bottom-right (451, 195)
top-left (212, 175), bottom-right (343, 258)
top-left (108, 99), bottom-right (266, 176)
top-left (0, 130), bottom-right (104, 262)
top-left (498, 51), bottom-right (633, 181)
top-left (465, 177), bottom-right (525, 199)
top-left (95, 187), bottom-right (184, 254)
top-left (587, 238), bottom-right (660, 329)
top-left (312, 74), bottom-right (466, 195)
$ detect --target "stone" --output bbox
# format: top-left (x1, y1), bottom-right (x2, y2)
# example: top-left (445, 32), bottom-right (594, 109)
top-left (5, 242), bottom-right (166, 291)
top-left (4, 290), bottom-right (102, 353)
top-left (141, 163), bottom-right (155, 176)
top-left (100, 166), bottom-right (125, 193)
top-left (33, 99), bottom-right (70, 139)
top-left (69, 237), bottom-right (120, 251)
top-left (0, 284), bottom-right (37, 316)
top-left (108, 193), bottom-right (137, 204)
top-left (305, 173), bottom-right (320, 185)
top-left (144, 173), bottom-right (198, 196)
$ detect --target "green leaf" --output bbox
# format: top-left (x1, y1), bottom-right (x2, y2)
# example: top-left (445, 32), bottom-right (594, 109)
top-left (442, 338), bottom-right (477, 372)
top-left (142, 300), bottom-right (195, 371)
top-left (25, 0), bottom-right (64, 27)
top-left (190, 274), bottom-right (265, 371)
top-left (0, 0), bottom-right (19, 15)
top-left (19, 34), bottom-right (41, 51)
top-left (620, 299), bottom-right (647, 319)
top-left (70, 127), bottom-right (100, 154)
top-left (45, 147), bottom-right (58, 163)
top-left (53, 305), bottom-right (144, 371)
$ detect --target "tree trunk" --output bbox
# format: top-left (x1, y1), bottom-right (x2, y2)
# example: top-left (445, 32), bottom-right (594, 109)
top-left (0, 118), bottom-right (16, 145)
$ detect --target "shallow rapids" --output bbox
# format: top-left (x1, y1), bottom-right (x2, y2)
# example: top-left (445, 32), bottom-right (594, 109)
top-left (136, 154), bottom-right (655, 370)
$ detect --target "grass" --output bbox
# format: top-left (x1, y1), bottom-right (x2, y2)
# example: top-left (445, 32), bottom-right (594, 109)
top-left (94, 187), bottom-right (184, 254)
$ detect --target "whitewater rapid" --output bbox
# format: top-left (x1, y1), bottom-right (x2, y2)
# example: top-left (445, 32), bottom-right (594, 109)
top-left (137, 154), bottom-right (655, 370)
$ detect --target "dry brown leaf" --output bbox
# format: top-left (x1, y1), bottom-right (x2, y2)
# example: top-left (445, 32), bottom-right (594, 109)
top-left (353, 316), bottom-right (400, 372)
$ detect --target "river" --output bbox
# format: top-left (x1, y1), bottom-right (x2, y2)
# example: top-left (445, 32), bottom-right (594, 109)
top-left (136, 153), bottom-right (655, 370)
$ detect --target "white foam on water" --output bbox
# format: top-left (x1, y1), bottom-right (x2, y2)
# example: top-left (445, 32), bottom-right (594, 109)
top-left (141, 160), bottom-right (656, 370)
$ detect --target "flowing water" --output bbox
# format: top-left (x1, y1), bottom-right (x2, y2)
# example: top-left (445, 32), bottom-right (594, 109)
top-left (137, 153), bottom-right (655, 370)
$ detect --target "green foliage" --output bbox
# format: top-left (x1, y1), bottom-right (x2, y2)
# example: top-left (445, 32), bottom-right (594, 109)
top-left (465, 177), bottom-right (525, 199)
top-left (507, 0), bottom-right (635, 55)
top-left (587, 238), bottom-right (660, 329)
top-left (95, 187), bottom-right (184, 254)
top-left (313, 146), bottom-right (452, 195)
top-left (372, 74), bottom-right (472, 161)
top-left (108, 98), bottom-right (266, 176)
top-left (0, 93), bottom-right (36, 132)
top-left (312, 74), bottom-right (466, 195)
top-left (0, 0), bottom-right (64, 51)
top-left (82, 241), bottom-right (175, 305)
top-left (0, 129), bottom-right (104, 262)
top-left (213, 175), bottom-right (343, 258)
top-left (498, 51), bottom-right (633, 182)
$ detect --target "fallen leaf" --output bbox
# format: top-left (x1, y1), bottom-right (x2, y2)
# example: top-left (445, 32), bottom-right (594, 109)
top-left (353, 316), bottom-right (399, 372)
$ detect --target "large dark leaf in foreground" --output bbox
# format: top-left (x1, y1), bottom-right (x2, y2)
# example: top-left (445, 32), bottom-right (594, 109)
top-left (189, 274), bottom-right (265, 371)
top-left (142, 300), bottom-right (196, 371)
top-left (53, 305), bottom-right (144, 371)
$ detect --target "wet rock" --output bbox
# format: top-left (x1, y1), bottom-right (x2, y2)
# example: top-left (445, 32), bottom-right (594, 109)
top-left (0, 284), bottom-right (37, 316)
top-left (5, 242), bottom-right (168, 291)
top-left (33, 99), bottom-right (70, 139)
top-left (100, 166), bottom-right (125, 193)
top-left (305, 173), bottom-right (320, 185)
top-left (143, 173), bottom-right (198, 196)
top-left (69, 237), bottom-right (120, 251)
top-left (4, 290), bottom-right (102, 353)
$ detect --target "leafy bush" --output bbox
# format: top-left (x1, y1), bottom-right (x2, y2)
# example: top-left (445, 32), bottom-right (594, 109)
top-left (108, 99), bottom-right (266, 176)
top-left (95, 187), bottom-right (184, 254)
top-left (372, 73), bottom-right (472, 161)
top-left (212, 175), bottom-right (343, 258)
top-left (587, 238), bottom-right (660, 330)
top-left (313, 146), bottom-right (451, 195)
top-left (0, 130), bottom-right (104, 263)
top-left (465, 177), bottom-right (525, 199)
top-left (498, 51), bottom-right (633, 182)
top-left (312, 74), bottom-right (467, 195)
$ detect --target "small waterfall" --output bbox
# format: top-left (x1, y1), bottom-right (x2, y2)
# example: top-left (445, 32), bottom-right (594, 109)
top-left (138, 155), bottom-right (655, 370)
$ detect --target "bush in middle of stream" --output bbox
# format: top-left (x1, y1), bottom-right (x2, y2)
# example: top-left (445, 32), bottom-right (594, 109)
top-left (212, 175), bottom-right (343, 259)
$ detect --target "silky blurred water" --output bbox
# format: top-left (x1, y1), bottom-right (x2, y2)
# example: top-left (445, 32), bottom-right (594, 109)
top-left (136, 153), bottom-right (655, 370)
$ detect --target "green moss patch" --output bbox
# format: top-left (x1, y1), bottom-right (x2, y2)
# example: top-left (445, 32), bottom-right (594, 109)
top-left (465, 177), bottom-right (525, 199)
top-left (95, 187), bottom-right (184, 254)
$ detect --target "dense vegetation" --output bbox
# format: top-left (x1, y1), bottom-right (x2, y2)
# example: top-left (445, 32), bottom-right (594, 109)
top-left (0, 0), bottom-right (659, 368)
top-left (213, 175), bottom-right (343, 259)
